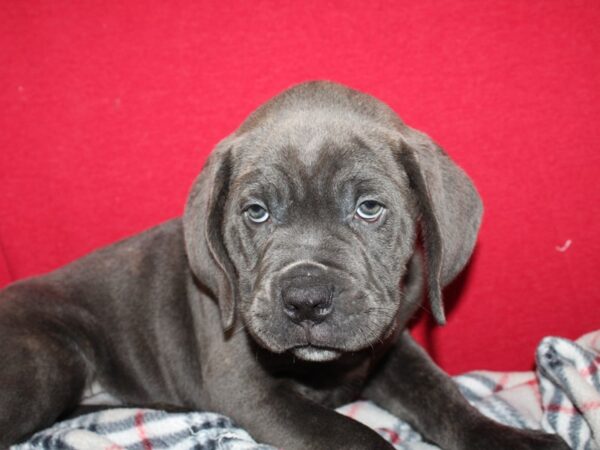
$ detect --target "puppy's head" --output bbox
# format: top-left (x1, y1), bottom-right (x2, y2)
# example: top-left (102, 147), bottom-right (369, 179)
top-left (184, 81), bottom-right (482, 362)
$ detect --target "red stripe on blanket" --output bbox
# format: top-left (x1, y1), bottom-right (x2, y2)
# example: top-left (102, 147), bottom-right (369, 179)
top-left (525, 378), bottom-right (542, 403)
top-left (135, 410), bottom-right (153, 450)
top-left (379, 427), bottom-right (402, 444)
top-left (546, 404), bottom-right (576, 414)
top-left (580, 401), bottom-right (600, 412)
top-left (546, 401), bottom-right (600, 414)
top-left (345, 402), bottom-right (363, 419)
top-left (580, 356), bottom-right (600, 377)
top-left (494, 373), bottom-right (510, 392)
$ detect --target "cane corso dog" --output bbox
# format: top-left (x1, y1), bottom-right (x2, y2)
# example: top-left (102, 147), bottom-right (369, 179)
top-left (0, 81), bottom-right (569, 449)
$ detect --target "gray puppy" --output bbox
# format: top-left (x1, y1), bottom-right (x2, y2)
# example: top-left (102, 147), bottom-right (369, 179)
top-left (0, 81), bottom-right (568, 449)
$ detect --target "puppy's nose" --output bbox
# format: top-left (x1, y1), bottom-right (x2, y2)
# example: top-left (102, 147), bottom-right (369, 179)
top-left (282, 284), bottom-right (333, 324)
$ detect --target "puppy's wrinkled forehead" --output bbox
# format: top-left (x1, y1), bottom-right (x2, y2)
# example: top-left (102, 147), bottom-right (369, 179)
top-left (230, 113), bottom-right (405, 207)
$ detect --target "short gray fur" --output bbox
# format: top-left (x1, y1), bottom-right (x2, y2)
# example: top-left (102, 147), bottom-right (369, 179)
top-left (0, 81), bottom-right (569, 449)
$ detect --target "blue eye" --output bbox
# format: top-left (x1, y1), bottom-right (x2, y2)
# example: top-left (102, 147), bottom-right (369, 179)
top-left (356, 200), bottom-right (385, 222)
top-left (245, 204), bottom-right (269, 223)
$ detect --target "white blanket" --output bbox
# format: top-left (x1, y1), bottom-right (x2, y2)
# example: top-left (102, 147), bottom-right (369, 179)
top-left (13, 330), bottom-right (600, 450)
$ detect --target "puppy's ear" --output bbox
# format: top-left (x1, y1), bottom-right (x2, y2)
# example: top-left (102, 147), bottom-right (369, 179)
top-left (183, 140), bottom-right (238, 330)
top-left (397, 128), bottom-right (483, 325)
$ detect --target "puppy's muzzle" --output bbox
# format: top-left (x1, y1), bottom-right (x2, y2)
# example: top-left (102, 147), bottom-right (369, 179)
top-left (279, 262), bottom-right (334, 326)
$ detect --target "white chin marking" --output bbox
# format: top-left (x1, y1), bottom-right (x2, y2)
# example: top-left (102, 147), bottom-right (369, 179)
top-left (293, 347), bottom-right (342, 362)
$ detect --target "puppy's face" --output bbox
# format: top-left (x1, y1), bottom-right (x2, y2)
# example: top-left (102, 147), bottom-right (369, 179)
top-left (222, 120), bottom-right (417, 362)
top-left (184, 82), bottom-right (482, 363)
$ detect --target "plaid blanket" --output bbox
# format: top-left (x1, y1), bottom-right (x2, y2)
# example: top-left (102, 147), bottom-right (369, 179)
top-left (13, 330), bottom-right (600, 450)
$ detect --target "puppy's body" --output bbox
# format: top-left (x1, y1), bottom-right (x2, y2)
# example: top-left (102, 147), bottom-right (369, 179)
top-left (0, 82), bottom-right (568, 449)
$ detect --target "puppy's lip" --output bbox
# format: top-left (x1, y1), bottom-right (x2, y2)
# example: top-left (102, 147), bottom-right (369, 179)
top-left (292, 342), bottom-right (341, 351)
top-left (292, 345), bottom-right (343, 362)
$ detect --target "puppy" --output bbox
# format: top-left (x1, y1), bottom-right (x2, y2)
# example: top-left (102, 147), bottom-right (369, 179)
top-left (0, 81), bottom-right (569, 449)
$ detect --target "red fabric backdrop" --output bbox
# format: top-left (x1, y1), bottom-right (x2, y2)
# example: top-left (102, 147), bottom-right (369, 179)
top-left (1, 0), bottom-right (598, 374)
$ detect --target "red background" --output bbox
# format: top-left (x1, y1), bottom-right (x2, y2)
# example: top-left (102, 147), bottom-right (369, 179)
top-left (1, 1), bottom-right (598, 374)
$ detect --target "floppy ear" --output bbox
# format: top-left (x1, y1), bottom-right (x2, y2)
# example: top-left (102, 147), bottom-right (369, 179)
top-left (397, 128), bottom-right (483, 325)
top-left (183, 140), bottom-right (238, 330)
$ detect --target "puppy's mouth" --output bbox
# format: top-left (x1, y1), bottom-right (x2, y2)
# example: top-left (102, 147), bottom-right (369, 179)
top-left (289, 324), bottom-right (344, 361)
top-left (291, 345), bottom-right (342, 362)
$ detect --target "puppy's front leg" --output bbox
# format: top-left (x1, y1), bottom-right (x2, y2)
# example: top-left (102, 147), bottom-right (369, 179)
top-left (0, 281), bottom-right (92, 447)
top-left (203, 346), bottom-right (394, 450)
top-left (248, 383), bottom-right (395, 450)
top-left (363, 332), bottom-right (569, 450)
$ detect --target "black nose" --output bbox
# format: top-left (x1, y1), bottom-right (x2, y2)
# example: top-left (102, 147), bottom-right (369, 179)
top-left (282, 283), bottom-right (333, 324)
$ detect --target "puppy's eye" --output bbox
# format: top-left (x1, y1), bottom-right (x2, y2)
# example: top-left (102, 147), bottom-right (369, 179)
top-left (245, 204), bottom-right (270, 223)
top-left (355, 200), bottom-right (385, 222)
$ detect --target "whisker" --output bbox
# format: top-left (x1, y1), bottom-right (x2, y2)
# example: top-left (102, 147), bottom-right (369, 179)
top-left (229, 324), bottom-right (248, 336)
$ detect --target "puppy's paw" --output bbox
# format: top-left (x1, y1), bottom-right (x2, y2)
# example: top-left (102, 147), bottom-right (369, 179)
top-left (308, 429), bottom-right (396, 450)
top-left (466, 422), bottom-right (570, 450)
top-left (506, 429), bottom-right (570, 450)
top-left (275, 416), bottom-right (396, 450)
top-left (335, 438), bottom-right (396, 450)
